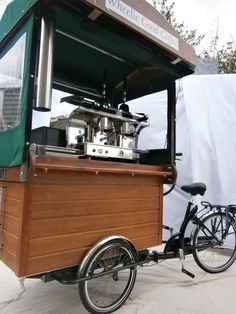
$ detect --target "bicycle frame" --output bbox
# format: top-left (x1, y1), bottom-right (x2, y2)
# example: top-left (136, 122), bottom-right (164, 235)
top-left (162, 200), bottom-right (226, 258)
top-left (163, 200), bottom-right (197, 255)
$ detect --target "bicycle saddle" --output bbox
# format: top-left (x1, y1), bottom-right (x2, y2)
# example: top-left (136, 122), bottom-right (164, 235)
top-left (181, 183), bottom-right (207, 196)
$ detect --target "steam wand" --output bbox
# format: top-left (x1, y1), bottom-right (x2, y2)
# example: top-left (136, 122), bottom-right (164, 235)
top-left (119, 78), bottom-right (129, 113)
top-left (102, 70), bottom-right (108, 108)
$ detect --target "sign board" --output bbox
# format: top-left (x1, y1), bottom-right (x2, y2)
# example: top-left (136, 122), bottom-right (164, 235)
top-left (105, 0), bottom-right (179, 51)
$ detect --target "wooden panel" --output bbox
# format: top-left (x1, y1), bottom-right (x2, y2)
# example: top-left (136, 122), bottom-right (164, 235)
top-left (2, 231), bottom-right (18, 254)
top-left (29, 223), bottom-right (159, 257)
top-left (32, 184), bottom-right (159, 201)
top-left (1, 247), bottom-right (17, 271)
top-left (31, 198), bottom-right (159, 219)
top-left (4, 197), bottom-right (21, 218)
top-left (30, 210), bottom-right (159, 238)
top-left (23, 166), bottom-right (163, 276)
top-left (1, 183), bottom-right (26, 275)
top-left (3, 214), bottom-right (19, 236)
top-left (27, 234), bottom-right (158, 275)
top-left (1, 157), bottom-right (165, 277)
top-left (4, 184), bottom-right (25, 198)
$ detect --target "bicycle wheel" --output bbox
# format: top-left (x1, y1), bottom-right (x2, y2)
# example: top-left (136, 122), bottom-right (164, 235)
top-left (79, 238), bottom-right (138, 314)
top-left (192, 212), bottom-right (236, 273)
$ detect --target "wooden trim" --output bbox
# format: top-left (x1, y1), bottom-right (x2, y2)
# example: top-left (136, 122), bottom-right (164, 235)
top-left (159, 178), bottom-right (163, 243)
top-left (0, 165), bottom-right (28, 183)
top-left (17, 168), bottom-right (34, 276)
top-left (0, 187), bottom-right (6, 257)
top-left (31, 153), bottom-right (174, 177)
top-left (4, 167), bottom-right (21, 182)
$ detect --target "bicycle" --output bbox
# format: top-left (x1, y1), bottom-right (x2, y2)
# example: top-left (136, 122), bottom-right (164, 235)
top-left (163, 183), bottom-right (236, 274)
top-left (75, 182), bottom-right (236, 313)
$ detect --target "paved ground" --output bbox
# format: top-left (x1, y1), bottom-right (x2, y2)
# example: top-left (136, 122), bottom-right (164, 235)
top-left (1, 254), bottom-right (236, 314)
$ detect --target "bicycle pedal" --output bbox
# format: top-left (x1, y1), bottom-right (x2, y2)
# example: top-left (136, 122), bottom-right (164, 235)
top-left (181, 267), bottom-right (195, 278)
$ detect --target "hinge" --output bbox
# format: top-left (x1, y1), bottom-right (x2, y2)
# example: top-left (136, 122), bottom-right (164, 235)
top-left (20, 164), bottom-right (28, 182)
top-left (0, 168), bottom-right (5, 180)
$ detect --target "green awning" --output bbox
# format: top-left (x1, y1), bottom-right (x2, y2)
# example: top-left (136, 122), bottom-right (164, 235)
top-left (0, 16), bottom-right (34, 166)
top-left (0, 0), bottom-right (37, 42)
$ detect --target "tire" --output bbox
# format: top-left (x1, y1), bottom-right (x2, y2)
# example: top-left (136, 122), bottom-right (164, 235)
top-left (192, 212), bottom-right (236, 273)
top-left (79, 238), bottom-right (138, 313)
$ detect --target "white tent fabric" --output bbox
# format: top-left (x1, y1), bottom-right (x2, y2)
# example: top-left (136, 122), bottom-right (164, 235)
top-left (165, 74), bottom-right (236, 234)
top-left (180, 74), bottom-right (236, 203)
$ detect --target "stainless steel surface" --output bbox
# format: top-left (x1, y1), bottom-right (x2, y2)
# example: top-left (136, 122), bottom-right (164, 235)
top-left (66, 102), bottom-right (149, 160)
top-left (35, 145), bottom-right (79, 156)
top-left (84, 143), bottom-right (139, 160)
top-left (99, 117), bottom-right (111, 130)
top-left (35, 16), bottom-right (54, 111)
top-left (70, 105), bottom-right (148, 125)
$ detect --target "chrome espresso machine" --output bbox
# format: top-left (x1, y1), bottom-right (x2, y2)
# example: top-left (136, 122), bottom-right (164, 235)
top-left (63, 95), bottom-right (149, 161)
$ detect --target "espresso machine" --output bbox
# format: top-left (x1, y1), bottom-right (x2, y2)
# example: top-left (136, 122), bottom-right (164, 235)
top-left (63, 79), bottom-right (149, 161)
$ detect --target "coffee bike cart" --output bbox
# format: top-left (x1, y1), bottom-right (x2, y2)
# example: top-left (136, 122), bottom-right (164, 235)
top-left (0, 0), bottom-right (196, 312)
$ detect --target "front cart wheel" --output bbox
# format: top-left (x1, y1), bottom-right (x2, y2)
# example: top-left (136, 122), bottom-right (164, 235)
top-left (79, 237), bottom-right (138, 313)
top-left (192, 212), bottom-right (236, 273)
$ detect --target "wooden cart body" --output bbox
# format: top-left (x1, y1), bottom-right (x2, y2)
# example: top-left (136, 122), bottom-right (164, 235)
top-left (0, 0), bottom-right (195, 277)
top-left (1, 155), bottom-right (172, 277)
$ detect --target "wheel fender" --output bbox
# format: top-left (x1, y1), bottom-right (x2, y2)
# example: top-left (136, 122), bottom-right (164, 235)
top-left (79, 235), bottom-right (139, 275)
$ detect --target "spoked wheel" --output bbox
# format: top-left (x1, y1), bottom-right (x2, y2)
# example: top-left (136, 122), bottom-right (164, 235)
top-left (79, 237), bottom-right (138, 314)
top-left (192, 212), bottom-right (236, 273)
